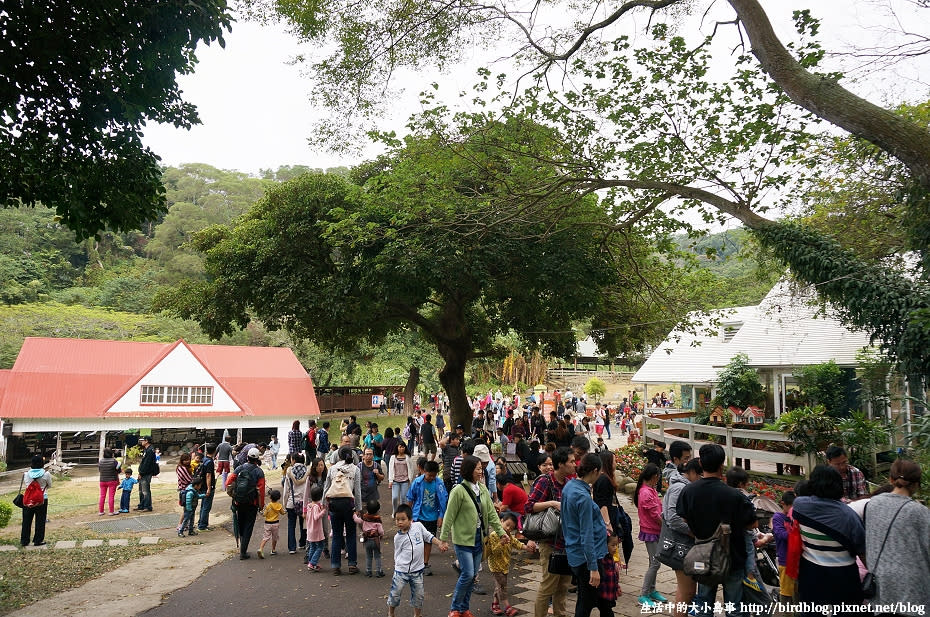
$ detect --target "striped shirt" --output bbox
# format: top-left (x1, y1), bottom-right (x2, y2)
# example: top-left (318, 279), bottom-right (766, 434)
top-left (799, 522), bottom-right (856, 567)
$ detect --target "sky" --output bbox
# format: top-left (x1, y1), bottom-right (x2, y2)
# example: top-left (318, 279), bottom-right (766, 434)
top-left (141, 1), bottom-right (929, 176)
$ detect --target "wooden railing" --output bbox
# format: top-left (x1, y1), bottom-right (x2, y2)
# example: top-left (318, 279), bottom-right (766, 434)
top-left (641, 416), bottom-right (815, 475)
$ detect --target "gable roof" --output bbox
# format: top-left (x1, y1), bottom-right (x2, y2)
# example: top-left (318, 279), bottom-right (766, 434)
top-left (632, 282), bottom-right (874, 385)
top-left (0, 338), bottom-right (320, 419)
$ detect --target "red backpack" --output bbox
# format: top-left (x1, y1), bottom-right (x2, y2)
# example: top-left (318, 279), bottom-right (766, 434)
top-left (22, 479), bottom-right (45, 508)
top-left (784, 514), bottom-right (802, 579)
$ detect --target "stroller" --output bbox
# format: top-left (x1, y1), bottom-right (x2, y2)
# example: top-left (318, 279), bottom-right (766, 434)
top-left (740, 494), bottom-right (781, 611)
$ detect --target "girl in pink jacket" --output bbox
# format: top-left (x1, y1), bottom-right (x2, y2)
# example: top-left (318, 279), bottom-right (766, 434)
top-left (634, 463), bottom-right (666, 608)
top-left (304, 485), bottom-right (327, 571)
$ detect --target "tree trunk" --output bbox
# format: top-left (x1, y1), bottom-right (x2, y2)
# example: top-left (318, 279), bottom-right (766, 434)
top-left (404, 366), bottom-right (420, 416)
top-left (437, 342), bottom-right (472, 431)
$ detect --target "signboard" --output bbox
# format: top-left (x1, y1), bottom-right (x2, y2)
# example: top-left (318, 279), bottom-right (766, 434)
top-left (372, 395), bottom-right (384, 408)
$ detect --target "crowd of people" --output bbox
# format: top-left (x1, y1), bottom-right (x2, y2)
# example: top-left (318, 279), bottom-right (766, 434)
top-left (15, 394), bottom-right (930, 617)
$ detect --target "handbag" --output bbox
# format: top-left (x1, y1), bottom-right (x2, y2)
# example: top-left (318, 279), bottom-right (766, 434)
top-left (547, 550), bottom-right (573, 576)
top-left (12, 475), bottom-right (24, 508)
top-left (862, 499), bottom-right (911, 600)
top-left (656, 516), bottom-right (694, 570)
top-left (523, 507), bottom-right (560, 541)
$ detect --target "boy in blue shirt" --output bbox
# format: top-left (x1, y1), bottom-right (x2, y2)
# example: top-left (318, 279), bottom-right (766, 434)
top-left (406, 460), bottom-right (448, 576)
top-left (118, 467), bottom-right (137, 513)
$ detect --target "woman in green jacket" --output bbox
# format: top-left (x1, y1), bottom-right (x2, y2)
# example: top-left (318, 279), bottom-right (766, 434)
top-left (440, 455), bottom-right (507, 617)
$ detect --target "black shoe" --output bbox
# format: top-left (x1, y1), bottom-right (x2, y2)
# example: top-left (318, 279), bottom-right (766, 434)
top-left (376, 571), bottom-right (385, 578)
top-left (144, 508), bottom-right (153, 512)
top-left (472, 583), bottom-right (487, 595)
top-left (188, 530), bottom-right (197, 536)
top-left (366, 571), bottom-right (372, 577)
top-left (240, 553), bottom-right (251, 560)
top-left (33, 542), bottom-right (46, 546)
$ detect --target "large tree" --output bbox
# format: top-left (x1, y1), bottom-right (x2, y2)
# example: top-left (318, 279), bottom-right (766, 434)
top-left (161, 119), bottom-right (692, 427)
top-left (245, 0), bottom-right (930, 378)
top-left (0, 2), bottom-right (232, 238)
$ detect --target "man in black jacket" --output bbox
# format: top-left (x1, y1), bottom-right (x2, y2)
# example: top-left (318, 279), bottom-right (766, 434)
top-left (136, 435), bottom-right (156, 512)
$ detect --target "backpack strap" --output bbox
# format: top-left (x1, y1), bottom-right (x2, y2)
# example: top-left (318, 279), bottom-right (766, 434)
top-left (460, 482), bottom-right (486, 538)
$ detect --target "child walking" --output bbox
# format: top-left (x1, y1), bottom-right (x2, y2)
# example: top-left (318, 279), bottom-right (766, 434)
top-left (118, 467), bottom-right (137, 514)
top-left (258, 488), bottom-right (285, 558)
top-left (485, 510), bottom-right (537, 615)
top-left (772, 490), bottom-right (797, 603)
top-left (387, 504), bottom-right (448, 617)
top-left (177, 476), bottom-right (203, 537)
top-left (305, 485), bottom-right (327, 571)
top-left (598, 532), bottom-right (623, 610)
top-left (634, 463), bottom-right (666, 608)
top-left (354, 499), bottom-right (385, 577)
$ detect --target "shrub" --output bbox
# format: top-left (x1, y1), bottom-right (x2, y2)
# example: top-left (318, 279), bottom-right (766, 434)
top-left (713, 353), bottom-right (764, 409)
top-left (583, 377), bottom-right (607, 401)
top-left (126, 445), bottom-right (142, 463)
top-left (0, 500), bottom-right (12, 528)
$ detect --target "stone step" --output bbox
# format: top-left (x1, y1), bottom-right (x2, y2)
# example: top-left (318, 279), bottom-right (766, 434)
top-left (6, 537), bottom-right (160, 551)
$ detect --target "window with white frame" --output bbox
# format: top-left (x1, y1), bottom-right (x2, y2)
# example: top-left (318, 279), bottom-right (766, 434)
top-left (190, 386), bottom-right (213, 404)
top-left (140, 385), bottom-right (164, 403)
top-left (165, 386), bottom-right (189, 404)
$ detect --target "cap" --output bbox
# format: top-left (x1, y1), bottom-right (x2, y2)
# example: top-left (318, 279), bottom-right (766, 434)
top-left (473, 444), bottom-right (491, 463)
top-left (456, 424), bottom-right (465, 430)
top-left (247, 447), bottom-right (261, 459)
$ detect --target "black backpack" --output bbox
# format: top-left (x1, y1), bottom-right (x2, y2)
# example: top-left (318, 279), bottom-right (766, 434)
top-left (232, 464), bottom-right (258, 506)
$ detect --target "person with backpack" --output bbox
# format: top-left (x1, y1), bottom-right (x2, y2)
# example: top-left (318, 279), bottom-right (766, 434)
top-left (177, 476), bottom-right (204, 537)
top-left (226, 447), bottom-right (266, 560)
top-left (305, 421), bottom-right (318, 462)
top-left (196, 443), bottom-right (217, 531)
top-left (676, 444), bottom-right (755, 616)
top-left (20, 454), bottom-right (52, 547)
top-left (359, 447), bottom-right (384, 505)
top-left (136, 435), bottom-right (157, 512)
top-left (316, 421), bottom-right (331, 456)
top-left (323, 445), bottom-right (363, 575)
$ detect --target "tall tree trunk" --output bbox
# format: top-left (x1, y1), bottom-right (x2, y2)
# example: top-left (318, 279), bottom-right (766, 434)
top-left (404, 366), bottom-right (420, 416)
top-left (437, 342), bottom-right (472, 431)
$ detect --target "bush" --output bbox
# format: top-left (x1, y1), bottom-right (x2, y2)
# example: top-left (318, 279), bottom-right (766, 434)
top-left (0, 460), bottom-right (6, 472)
top-left (0, 500), bottom-right (12, 528)
top-left (713, 353), bottom-right (764, 409)
top-left (773, 405), bottom-right (839, 456)
top-left (583, 377), bottom-right (607, 401)
top-left (126, 445), bottom-right (142, 463)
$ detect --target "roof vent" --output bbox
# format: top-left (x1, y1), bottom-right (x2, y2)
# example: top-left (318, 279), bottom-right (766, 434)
top-left (722, 322), bottom-right (743, 342)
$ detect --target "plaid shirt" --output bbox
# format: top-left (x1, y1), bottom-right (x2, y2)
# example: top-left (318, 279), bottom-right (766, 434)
top-left (525, 471), bottom-right (567, 550)
top-left (287, 430), bottom-right (302, 454)
top-left (842, 465), bottom-right (868, 501)
top-left (597, 555), bottom-right (620, 602)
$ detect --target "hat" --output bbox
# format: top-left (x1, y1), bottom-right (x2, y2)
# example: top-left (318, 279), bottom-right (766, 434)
top-left (247, 447), bottom-right (261, 459)
top-left (473, 444), bottom-right (491, 464)
top-left (139, 435), bottom-right (150, 443)
top-left (455, 424), bottom-right (465, 430)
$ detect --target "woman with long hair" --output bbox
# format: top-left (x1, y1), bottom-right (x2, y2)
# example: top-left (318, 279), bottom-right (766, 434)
top-left (288, 420), bottom-right (302, 454)
top-left (633, 463), bottom-right (665, 608)
top-left (553, 420), bottom-right (571, 448)
top-left (381, 427), bottom-right (399, 461)
top-left (388, 441), bottom-right (412, 515)
top-left (176, 453), bottom-right (193, 492)
top-left (305, 456), bottom-right (331, 558)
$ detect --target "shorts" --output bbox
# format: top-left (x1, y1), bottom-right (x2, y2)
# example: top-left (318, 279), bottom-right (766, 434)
top-left (387, 569), bottom-right (425, 608)
top-left (778, 565), bottom-right (796, 597)
top-left (418, 519), bottom-right (438, 534)
top-left (216, 460), bottom-right (230, 473)
top-left (261, 521), bottom-right (280, 543)
top-left (423, 442), bottom-right (437, 456)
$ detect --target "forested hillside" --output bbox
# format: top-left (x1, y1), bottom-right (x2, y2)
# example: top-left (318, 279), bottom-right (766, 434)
top-left (0, 163), bottom-right (776, 381)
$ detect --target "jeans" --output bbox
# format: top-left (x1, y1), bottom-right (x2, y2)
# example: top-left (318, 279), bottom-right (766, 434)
top-left (391, 481), bottom-right (410, 515)
top-left (695, 569), bottom-right (745, 617)
top-left (138, 474), bottom-right (153, 509)
top-left (98, 480), bottom-right (117, 513)
top-left (20, 499), bottom-right (47, 546)
top-left (271, 453), bottom-right (278, 469)
top-left (306, 539), bottom-right (326, 566)
top-left (364, 537), bottom-right (382, 574)
top-left (743, 532), bottom-right (759, 578)
top-left (198, 492), bottom-right (214, 529)
top-left (571, 564), bottom-right (613, 617)
top-left (329, 498), bottom-right (357, 568)
top-left (451, 542), bottom-right (483, 611)
top-left (641, 539), bottom-right (661, 595)
top-left (119, 490), bottom-right (132, 512)
top-left (388, 570), bottom-right (425, 608)
top-left (605, 422), bottom-right (611, 439)
top-left (287, 507), bottom-right (307, 552)
top-left (179, 509), bottom-right (195, 534)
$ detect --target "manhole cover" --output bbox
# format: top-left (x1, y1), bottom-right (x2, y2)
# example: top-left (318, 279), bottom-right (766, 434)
top-left (86, 513), bottom-right (179, 533)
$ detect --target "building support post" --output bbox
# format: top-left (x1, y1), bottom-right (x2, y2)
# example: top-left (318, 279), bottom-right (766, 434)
top-left (98, 430), bottom-right (107, 461)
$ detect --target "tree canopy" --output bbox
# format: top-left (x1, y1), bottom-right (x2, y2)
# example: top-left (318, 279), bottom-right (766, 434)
top-left (246, 0), bottom-right (930, 378)
top-left (0, 2), bottom-right (232, 238)
top-left (161, 119), bottom-right (698, 426)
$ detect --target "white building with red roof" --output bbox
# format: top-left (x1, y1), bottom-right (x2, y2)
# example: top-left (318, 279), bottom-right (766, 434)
top-left (0, 338), bottom-right (320, 464)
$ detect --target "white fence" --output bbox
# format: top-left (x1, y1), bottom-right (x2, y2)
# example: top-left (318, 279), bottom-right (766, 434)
top-left (641, 416), bottom-right (815, 475)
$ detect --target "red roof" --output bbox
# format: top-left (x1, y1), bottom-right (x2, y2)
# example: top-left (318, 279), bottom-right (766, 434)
top-left (0, 338), bottom-right (320, 418)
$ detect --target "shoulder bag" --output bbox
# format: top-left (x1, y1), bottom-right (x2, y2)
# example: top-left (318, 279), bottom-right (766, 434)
top-left (862, 499), bottom-right (911, 599)
top-left (12, 474), bottom-right (25, 508)
top-left (656, 513), bottom-right (694, 570)
top-left (683, 522), bottom-right (731, 585)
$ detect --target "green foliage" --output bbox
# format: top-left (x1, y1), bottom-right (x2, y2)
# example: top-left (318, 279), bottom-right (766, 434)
top-left (773, 405), bottom-right (840, 456)
top-left (0, 501), bottom-right (11, 529)
top-left (125, 445), bottom-right (143, 464)
top-left (794, 360), bottom-right (851, 416)
top-left (713, 353), bottom-right (765, 410)
top-left (0, 3), bottom-right (232, 238)
top-left (837, 411), bottom-right (893, 477)
top-left (856, 348), bottom-right (893, 416)
top-left (583, 377), bottom-right (607, 401)
top-left (755, 222), bottom-right (930, 378)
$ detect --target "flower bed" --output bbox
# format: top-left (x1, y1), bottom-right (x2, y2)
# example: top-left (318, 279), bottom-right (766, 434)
top-left (613, 444), bottom-right (645, 479)
top-left (746, 478), bottom-right (794, 501)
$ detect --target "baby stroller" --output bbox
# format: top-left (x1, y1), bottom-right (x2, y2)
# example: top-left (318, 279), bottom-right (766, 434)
top-left (743, 494), bottom-right (781, 610)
